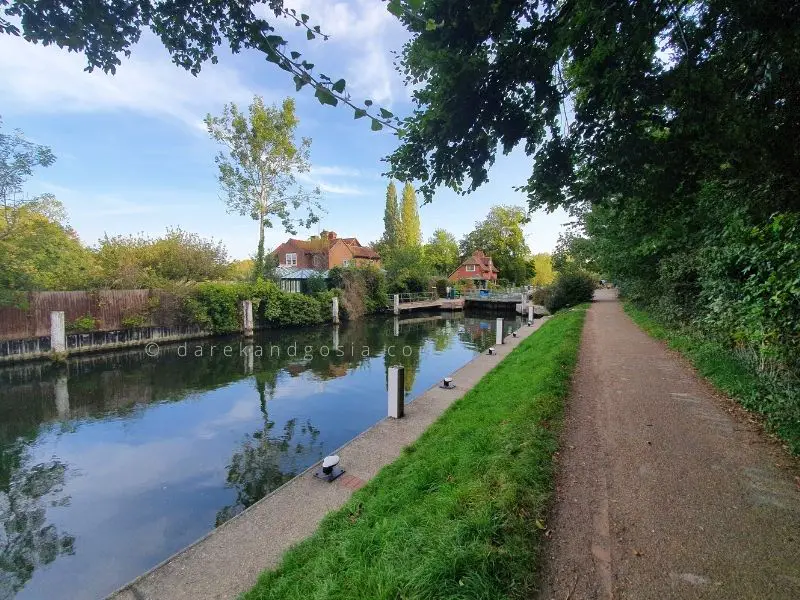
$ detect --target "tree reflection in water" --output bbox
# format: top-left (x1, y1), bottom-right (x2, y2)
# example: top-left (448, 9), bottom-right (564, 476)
top-left (215, 379), bottom-right (323, 527)
top-left (0, 440), bottom-right (75, 600)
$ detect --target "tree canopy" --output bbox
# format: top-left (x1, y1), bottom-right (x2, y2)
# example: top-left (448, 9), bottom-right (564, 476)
top-left (424, 228), bottom-right (459, 277)
top-left (460, 205), bottom-right (533, 285)
top-left (398, 182), bottom-right (421, 248)
top-left (205, 96), bottom-right (321, 280)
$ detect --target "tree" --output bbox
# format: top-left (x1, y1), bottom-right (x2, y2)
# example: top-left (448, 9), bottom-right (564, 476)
top-left (205, 97), bottom-right (321, 279)
top-left (424, 229), bottom-right (459, 276)
top-left (460, 206), bottom-right (533, 285)
top-left (1, 118), bottom-right (56, 240)
top-left (0, 199), bottom-right (99, 302)
top-left (95, 228), bottom-right (229, 288)
top-left (531, 253), bottom-right (555, 286)
top-left (398, 182), bottom-right (421, 248)
top-left (379, 181), bottom-right (400, 253)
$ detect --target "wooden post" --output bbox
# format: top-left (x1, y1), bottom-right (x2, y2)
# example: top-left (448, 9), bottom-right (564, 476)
top-left (388, 366), bottom-right (405, 418)
top-left (241, 300), bottom-right (254, 337)
top-left (495, 317), bottom-right (504, 345)
top-left (50, 311), bottom-right (66, 354)
top-left (393, 293), bottom-right (400, 315)
top-left (332, 296), bottom-right (340, 324)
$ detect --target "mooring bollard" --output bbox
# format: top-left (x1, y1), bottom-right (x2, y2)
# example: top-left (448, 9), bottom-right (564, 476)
top-left (393, 293), bottom-right (400, 316)
top-left (54, 374), bottom-right (69, 418)
top-left (241, 300), bottom-right (254, 337)
top-left (495, 317), bottom-right (504, 345)
top-left (50, 311), bottom-right (66, 354)
top-left (332, 296), bottom-right (339, 324)
top-left (388, 365), bottom-right (405, 418)
top-left (394, 315), bottom-right (400, 337)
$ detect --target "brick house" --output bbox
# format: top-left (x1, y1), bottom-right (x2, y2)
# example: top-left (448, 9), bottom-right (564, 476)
top-left (448, 250), bottom-right (499, 288)
top-left (273, 231), bottom-right (380, 270)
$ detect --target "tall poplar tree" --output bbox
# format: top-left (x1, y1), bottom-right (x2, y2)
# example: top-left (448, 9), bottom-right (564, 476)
top-left (381, 181), bottom-right (400, 252)
top-left (399, 182), bottom-right (421, 247)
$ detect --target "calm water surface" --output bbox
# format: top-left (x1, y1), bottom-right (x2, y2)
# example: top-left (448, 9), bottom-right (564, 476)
top-left (0, 311), bottom-right (522, 599)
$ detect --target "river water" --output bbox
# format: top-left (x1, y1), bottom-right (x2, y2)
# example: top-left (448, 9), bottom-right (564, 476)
top-left (0, 311), bottom-right (521, 599)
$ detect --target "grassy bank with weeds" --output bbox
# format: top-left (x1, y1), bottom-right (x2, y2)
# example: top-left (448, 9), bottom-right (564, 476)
top-left (243, 307), bottom-right (588, 600)
top-left (624, 303), bottom-right (800, 454)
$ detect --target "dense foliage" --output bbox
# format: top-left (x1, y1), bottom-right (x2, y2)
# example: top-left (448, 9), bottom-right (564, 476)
top-left (386, 1), bottom-right (799, 399)
top-left (460, 206), bottom-right (534, 285)
top-left (424, 228), bottom-right (460, 277)
top-left (186, 280), bottom-right (336, 334)
top-left (544, 272), bottom-right (596, 314)
top-left (96, 228), bottom-right (229, 288)
top-left (327, 265), bottom-right (388, 320)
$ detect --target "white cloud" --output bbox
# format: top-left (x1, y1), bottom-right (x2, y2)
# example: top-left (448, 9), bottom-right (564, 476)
top-left (281, 0), bottom-right (408, 105)
top-left (0, 34), bottom-right (261, 130)
top-left (311, 165), bottom-right (362, 177)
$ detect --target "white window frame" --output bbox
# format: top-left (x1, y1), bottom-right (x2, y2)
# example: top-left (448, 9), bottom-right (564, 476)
top-left (465, 264), bottom-right (476, 272)
top-left (285, 252), bottom-right (297, 266)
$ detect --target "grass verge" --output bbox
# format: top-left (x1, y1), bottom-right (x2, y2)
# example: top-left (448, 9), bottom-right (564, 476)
top-left (242, 307), bottom-right (588, 600)
top-left (624, 303), bottom-right (800, 454)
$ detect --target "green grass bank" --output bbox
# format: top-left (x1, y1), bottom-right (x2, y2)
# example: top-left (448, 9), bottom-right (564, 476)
top-left (624, 303), bottom-right (800, 454)
top-left (242, 307), bottom-right (588, 600)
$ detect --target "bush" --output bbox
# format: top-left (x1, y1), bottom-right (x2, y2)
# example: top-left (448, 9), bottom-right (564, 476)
top-left (66, 314), bottom-right (97, 332)
top-left (327, 265), bottom-right (387, 319)
top-left (304, 273), bottom-right (328, 295)
top-left (546, 271), bottom-right (596, 313)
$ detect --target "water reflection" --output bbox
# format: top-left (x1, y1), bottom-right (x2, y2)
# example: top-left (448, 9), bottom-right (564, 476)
top-left (0, 311), bottom-right (521, 599)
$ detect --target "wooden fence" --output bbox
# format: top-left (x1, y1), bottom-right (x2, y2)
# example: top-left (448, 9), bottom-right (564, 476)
top-left (0, 290), bottom-right (172, 341)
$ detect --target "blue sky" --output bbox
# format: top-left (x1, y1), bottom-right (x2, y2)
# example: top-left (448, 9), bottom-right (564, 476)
top-left (1, 0), bottom-right (570, 260)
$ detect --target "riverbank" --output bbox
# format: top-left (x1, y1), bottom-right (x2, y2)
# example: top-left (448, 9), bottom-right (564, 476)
top-left (624, 303), bottom-right (800, 454)
top-left (109, 308), bottom-right (586, 600)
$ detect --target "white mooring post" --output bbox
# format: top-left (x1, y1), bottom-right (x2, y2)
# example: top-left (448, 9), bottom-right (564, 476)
top-left (332, 324), bottom-right (340, 349)
top-left (495, 317), bottom-right (504, 345)
top-left (241, 300), bottom-right (254, 337)
top-left (528, 304), bottom-right (534, 323)
top-left (393, 293), bottom-right (400, 316)
top-left (388, 365), bottom-right (405, 419)
top-left (394, 316), bottom-right (400, 337)
top-left (521, 292), bottom-right (527, 311)
top-left (50, 311), bottom-right (66, 354)
top-left (332, 296), bottom-right (340, 324)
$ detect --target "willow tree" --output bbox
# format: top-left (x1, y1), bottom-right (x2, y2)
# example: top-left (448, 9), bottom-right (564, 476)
top-left (205, 97), bottom-right (321, 279)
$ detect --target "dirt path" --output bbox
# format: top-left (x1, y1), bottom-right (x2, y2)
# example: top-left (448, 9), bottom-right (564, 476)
top-left (538, 290), bottom-right (800, 600)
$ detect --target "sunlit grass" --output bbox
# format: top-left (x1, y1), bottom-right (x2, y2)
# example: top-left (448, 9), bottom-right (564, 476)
top-left (242, 307), bottom-right (588, 600)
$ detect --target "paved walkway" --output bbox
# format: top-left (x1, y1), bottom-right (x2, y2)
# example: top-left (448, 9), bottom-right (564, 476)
top-left (539, 290), bottom-right (800, 599)
top-left (109, 317), bottom-right (548, 600)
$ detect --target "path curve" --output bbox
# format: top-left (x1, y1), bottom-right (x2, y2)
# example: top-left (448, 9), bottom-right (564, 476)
top-left (538, 289), bottom-right (800, 599)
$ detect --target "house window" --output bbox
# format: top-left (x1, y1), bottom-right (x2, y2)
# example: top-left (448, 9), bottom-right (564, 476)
top-left (285, 252), bottom-right (297, 266)
top-left (342, 259), bottom-right (351, 267)
top-left (466, 264), bottom-right (476, 272)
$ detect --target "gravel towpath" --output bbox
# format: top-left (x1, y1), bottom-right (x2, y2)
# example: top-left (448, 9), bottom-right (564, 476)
top-left (538, 290), bottom-right (800, 599)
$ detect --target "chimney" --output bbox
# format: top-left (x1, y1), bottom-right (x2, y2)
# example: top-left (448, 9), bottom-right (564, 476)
top-left (327, 231), bottom-right (337, 241)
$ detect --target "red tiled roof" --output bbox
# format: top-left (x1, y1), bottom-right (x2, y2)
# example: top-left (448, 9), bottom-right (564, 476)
top-left (349, 245), bottom-right (380, 259)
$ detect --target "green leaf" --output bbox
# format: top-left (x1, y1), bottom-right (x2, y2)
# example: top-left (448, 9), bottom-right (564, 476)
top-left (354, 108), bottom-right (367, 119)
top-left (265, 35), bottom-right (285, 47)
top-left (387, 0), bottom-right (403, 18)
top-left (371, 118), bottom-right (384, 131)
top-left (301, 13), bottom-right (310, 23)
top-left (294, 75), bottom-right (307, 91)
top-left (290, 51), bottom-right (301, 60)
top-left (332, 79), bottom-right (346, 93)
top-left (425, 19), bottom-right (439, 31)
top-left (315, 86), bottom-right (338, 107)
top-left (380, 108), bottom-right (394, 119)
top-left (307, 30), bottom-right (315, 40)
top-left (364, 99), bottom-right (373, 107)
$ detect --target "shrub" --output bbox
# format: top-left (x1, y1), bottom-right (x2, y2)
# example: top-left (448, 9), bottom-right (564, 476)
top-left (327, 265), bottom-right (387, 319)
top-left (433, 278), bottom-right (449, 298)
top-left (304, 273), bottom-right (328, 295)
top-left (546, 271), bottom-right (596, 312)
top-left (66, 314), bottom-right (97, 332)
